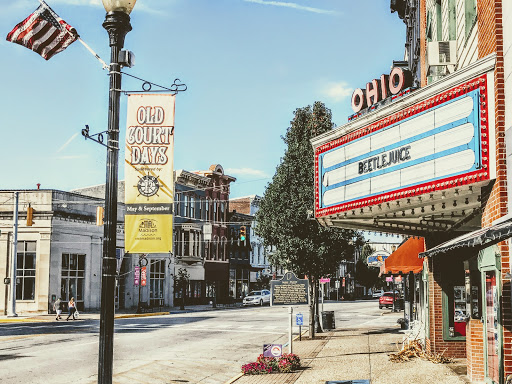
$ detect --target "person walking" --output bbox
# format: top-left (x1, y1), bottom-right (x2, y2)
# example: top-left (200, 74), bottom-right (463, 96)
top-left (66, 297), bottom-right (76, 321)
top-left (53, 298), bottom-right (62, 320)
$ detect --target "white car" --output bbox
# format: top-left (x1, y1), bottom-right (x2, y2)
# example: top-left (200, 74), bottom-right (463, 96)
top-left (372, 290), bottom-right (384, 298)
top-left (243, 290), bottom-right (271, 306)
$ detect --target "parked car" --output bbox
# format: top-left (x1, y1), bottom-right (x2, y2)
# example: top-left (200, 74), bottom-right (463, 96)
top-left (372, 290), bottom-right (384, 298)
top-left (243, 290), bottom-right (271, 306)
top-left (379, 292), bottom-right (404, 309)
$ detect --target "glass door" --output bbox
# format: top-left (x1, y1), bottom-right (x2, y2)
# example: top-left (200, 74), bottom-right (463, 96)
top-left (484, 271), bottom-right (499, 383)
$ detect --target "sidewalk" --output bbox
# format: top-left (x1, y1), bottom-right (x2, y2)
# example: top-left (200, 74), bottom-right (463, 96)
top-left (229, 325), bottom-right (472, 384)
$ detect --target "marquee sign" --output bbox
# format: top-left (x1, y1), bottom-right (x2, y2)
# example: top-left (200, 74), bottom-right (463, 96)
top-left (315, 76), bottom-right (490, 218)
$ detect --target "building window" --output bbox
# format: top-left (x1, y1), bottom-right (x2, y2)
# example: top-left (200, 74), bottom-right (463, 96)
top-left (448, 0), bottom-right (456, 40)
top-left (184, 195), bottom-right (190, 217)
top-left (190, 196), bottom-right (196, 218)
top-left (213, 200), bottom-right (218, 222)
top-left (220, 202), bottom-right (225, 223)
top-left (198, 198), bottom-right (203, 220)
top-left (150, 259), bottom-right (165, 306)
top-left (16, 241), bottom-right (36, 301)
top-left (465, 0), bottom-right (477, 39)
top-left (61, 253), bottom-right (85, 308)
top-left (205, 198), bottom-right (210, 221)
top-left (175, 193), bottom-right (181, 216)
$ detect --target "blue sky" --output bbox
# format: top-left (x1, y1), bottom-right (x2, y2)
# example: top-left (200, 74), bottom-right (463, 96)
top-left (1, 0), bottom-right (405, 200)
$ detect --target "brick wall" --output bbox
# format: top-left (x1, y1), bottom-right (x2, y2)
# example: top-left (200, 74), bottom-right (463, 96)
top-left (466, 319), bottom-right (485, 382)
top-left (229, 198), bottom-right (251, 215)
top-left (479, 0), bottom-right (512, 381)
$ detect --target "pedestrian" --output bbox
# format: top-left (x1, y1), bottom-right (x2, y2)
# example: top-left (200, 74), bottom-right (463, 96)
top-left (53, 298), bottom-right (62, 320)
top-left (66, 297), bottom-right (76, 321)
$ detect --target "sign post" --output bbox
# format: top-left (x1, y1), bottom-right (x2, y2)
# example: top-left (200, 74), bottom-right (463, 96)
top-left (288, 306), bottom-right (293, 354)
top-left (296, 313), bottom-right (303, 341)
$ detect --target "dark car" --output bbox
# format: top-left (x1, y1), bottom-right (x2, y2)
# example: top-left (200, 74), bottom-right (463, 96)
top-left (379, 292), bottom-right (404, 309)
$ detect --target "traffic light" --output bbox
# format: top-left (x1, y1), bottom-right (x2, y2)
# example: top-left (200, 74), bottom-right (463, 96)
top-left (26, 206), bottom-right (34, 226)
top-left (240, 226), bottom-right (246, 242)
top-left (96, 206), bottom-right (104, 226)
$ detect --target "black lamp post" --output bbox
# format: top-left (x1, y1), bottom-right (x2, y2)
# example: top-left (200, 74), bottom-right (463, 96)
top-left (98, 1), bottom-right (136, 383)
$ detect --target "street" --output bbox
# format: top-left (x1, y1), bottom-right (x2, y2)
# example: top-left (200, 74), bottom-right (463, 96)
top-left (0, 300), bottom-right (398, 383)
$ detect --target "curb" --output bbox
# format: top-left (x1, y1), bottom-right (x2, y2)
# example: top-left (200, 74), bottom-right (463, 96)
top-left (114, 312), bottom-right (170, 319)
top-left (0, 318), bottom-right (52, 323)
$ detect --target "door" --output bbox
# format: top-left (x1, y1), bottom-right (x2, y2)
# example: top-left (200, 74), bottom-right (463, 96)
top-left (484, 270), bottom-right (499, 383)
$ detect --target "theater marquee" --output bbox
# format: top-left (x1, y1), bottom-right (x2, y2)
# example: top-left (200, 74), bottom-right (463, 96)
top-left (313, 65), bottom-right (495, 233)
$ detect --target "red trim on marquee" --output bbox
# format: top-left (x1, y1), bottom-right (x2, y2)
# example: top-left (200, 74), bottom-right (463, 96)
top-left (315, 76), bottom-right (489, 218)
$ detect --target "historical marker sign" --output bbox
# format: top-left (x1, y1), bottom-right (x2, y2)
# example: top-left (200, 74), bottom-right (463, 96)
top-left (270, 272), bottom-right (309, 305)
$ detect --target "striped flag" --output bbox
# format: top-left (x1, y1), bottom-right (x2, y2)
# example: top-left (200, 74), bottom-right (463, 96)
top-left (6, 2), bottom-right (78, 61)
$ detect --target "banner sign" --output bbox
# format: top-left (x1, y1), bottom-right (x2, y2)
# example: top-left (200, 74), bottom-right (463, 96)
top-left (315, 76), bottom-right (490, 217)
top-left (263, 344), bottom-right (282, 358)
top-left (134, 266), bottom-right (140, 286)
top-left (141, 266), bottom-right (147, 287)
top-left (367, 250), bottom-right (390, 267)
top-left (125, 94), bottom-right (175, 253)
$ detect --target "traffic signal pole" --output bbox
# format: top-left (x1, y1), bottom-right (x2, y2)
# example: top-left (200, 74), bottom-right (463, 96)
top-left (9, 191), bottom-right (19, 317)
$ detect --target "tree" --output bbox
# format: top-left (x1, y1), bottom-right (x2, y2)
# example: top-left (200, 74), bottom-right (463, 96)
top-left (173, 268), bottom-right (190, 310)
top-left (355, 244), bottom-right (380, 292)
top-left (256, 101), bottom-right (363, 338)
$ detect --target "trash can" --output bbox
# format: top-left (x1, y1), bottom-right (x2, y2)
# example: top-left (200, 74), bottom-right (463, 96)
top-left (322, 311), bottom-right (335, 330)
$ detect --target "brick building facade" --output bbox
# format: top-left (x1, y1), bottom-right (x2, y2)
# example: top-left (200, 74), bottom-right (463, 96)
top-left (311, 1), bottom-right (512, 382)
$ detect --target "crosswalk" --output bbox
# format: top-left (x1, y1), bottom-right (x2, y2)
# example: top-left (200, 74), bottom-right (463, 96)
top-left (0, 321), bottom-right (289, 333)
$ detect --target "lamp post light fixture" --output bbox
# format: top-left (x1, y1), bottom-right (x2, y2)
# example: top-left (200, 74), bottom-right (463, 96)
top-left (98, 0), bottom-right (136, 383)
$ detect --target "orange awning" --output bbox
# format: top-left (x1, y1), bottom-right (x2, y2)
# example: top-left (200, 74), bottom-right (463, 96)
top-left (381, 237), bottom-right (425, 274)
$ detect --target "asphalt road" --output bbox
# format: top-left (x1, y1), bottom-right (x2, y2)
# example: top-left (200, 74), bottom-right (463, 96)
top-left (0, 299), bottom-right (394, 383)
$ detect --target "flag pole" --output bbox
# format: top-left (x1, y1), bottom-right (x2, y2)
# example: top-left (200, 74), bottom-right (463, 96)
top-left (37, 0), bottom-right (109, 70)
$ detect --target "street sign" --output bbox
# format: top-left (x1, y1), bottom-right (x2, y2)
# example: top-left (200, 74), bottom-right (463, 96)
top-left (271, 272), bottom-right (309, 305)
top-left (335, 280), bottom-right (340, 288)
top-left (263, 344), bottom-right (282, 357)
top-left (296, 313), bottom-right (303, 326)
top-left (320, 278), bottom-right (331, 283)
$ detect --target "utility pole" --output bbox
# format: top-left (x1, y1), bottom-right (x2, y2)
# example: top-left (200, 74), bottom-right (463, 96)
top-left (9, 191), bottom-right (19, 317)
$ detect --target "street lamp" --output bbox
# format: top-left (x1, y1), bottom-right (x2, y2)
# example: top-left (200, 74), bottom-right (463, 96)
top-left (98, 1), bottom-right (136, 383)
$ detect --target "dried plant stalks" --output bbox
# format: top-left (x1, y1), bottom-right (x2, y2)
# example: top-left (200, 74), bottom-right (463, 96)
top-left (389, 340), bottom-right (452, 364)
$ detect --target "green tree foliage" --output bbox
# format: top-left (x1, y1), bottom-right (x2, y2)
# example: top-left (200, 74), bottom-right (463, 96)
top-left (255, 101), bottom-right (363, 336)
top-left (355, 244), bottom-right (382, 291)
top-left (173, 268), bottom-right (190, 310)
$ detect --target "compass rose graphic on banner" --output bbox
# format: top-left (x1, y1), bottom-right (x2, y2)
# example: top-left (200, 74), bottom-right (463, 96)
top-left (136, 174), bottom-right (160, 199)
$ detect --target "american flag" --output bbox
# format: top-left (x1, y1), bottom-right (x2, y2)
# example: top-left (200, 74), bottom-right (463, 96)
top-left (6, 2), bottom-right (78, 60)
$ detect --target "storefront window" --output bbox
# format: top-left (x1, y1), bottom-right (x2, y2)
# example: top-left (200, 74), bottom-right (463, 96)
top-left (442, 254), bottom-right (473, 340)
top-left (61, 253), bottom-right (85, 309)
top-left (16, 241), bottom-right (36, 301)
top-left (150, 259), bottom-right (165, 306)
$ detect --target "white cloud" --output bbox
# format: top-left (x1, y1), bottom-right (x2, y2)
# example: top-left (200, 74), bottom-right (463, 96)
top-left (243, 0), bottom-right (338, 15)
top-left (225, 168), bottom-right (269, 178)
top-left (57, 132), bottom-right (78, 153)
top-left (322, 82), bottom-right (353, 102)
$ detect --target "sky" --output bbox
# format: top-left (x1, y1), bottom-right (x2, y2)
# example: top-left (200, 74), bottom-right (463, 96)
top-left (1, 0), bottom-right (406, 203)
